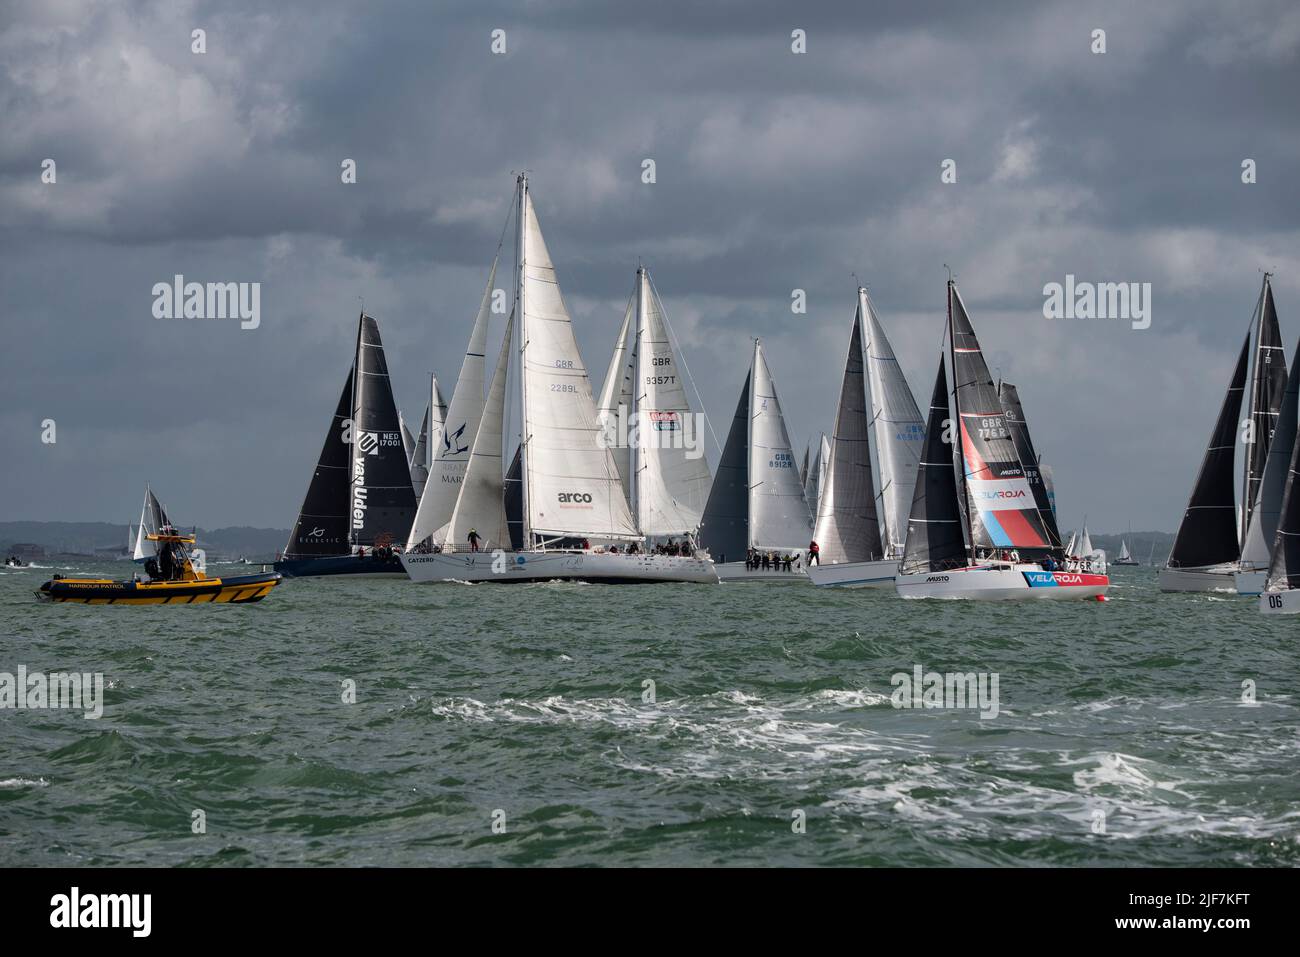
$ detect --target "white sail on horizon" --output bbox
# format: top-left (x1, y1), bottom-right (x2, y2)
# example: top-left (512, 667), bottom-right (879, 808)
top-left (748, 339), bottom-right (814, 551)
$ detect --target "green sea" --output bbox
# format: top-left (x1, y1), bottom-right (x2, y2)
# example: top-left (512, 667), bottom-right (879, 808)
top-left (2, 561), bottom-right (1296, 867)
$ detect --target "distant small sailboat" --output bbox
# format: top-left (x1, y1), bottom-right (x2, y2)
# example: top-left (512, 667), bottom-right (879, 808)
top-left (39, 487), bottom-right (280, 603)
top-left (808, 287), bottom-right (924, 588)
top-left (698, 339), bottom-right (814, 581)
top-left (894, 278), bottom-right (1106, 600)
top-left (276, 314), bottom-right (418, 578)
top-left (1113, 534), bottom-right (1139, 565)
top-left (1163, 274), bottom-right (1287, 592)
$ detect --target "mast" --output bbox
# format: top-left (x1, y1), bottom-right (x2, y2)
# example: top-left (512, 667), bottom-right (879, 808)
top-left (946, 279), bottom-right (973, 561)
top-left (516, 173), bottom-right (531, 549)
top-left (347, 313), bottom-right (363, 550)
top-left (631, 266), bottom-right (644, 527)
top-left (746, 339), bottom-right (759, 550)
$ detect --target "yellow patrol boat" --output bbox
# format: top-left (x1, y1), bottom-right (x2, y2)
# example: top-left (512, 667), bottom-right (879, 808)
top-left (37, 489), bottom-right (281, 604)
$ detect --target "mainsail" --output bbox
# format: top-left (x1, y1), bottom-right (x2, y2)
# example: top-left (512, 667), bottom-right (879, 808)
top-left (861, 289), bottom-right (925, 556)
top-left (803, 436), bottom-right (826, 516)
top-left (698, 371), bottom-right (751, 561)
top-left (447, 309), bottom-right (514, 549)
top-left (350, 314), bottom-right (418, 548)
top-left (1243, 274), bottom-right (1287, 536)
top-left (998, 380), bottom-right (1064, 555)
top-left (1241, 336), bottom-right (1300, 569)
top-left (1264, 408), bottom-right (1300, 591)
top-left (1167, 335), bottom-right (1250, 569)
top-left (813, 307), bottom-right (883, 562)
top-left (409, 404), bottom-right (430, 499)
top-left (748, 339), bottom-right (814, 550)
top-left (900, 356), bottom-right (966, 574)
top-left (631, 268), bottom-right (713, 536)
top-left (407, 257), bottom-right (498, 545)
top-left (284, 369), bottom-right (354, 559)
top-left (516, 176), bottom-right (639, 542)
top-left (132, 486), bottom-right (169, 561)
top-left (949, 282), bottom-right (1052, 552)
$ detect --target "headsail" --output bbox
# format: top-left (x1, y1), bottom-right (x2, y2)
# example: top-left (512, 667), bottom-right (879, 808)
top-left (748, 339), bottom-right (814, 551)
top-left (516, 177), bottom-right (639, 541)
top-left (861, 289), bottom-right (925, 556)
top-left (698, 371), bottom-right (751, 561)
top-left (409, 404), bottom-right (430, 499)
top-left (1243, 274), bottom-right (1287, 536)
top-left (997, 380), bottom-right (1064, 556)
top-left (948, 282), bottom-right (1053, 552)
top-left (1265, 404), bottom-right (1300, 591)
top-left (407, 257), bottom-right (499, 545)
top-left (1167, 335), bottom-right (1249, 569)
top-left (350, 314), bottom-right (418, 548)
top-left (632, 269), bottom-right (713, 536)
top-left (447, 309), bottom-right (514, 549)
top-left (284, 368), bottom-right (354, 559)
top-left (596, 289), bottom-right (637, 497)
top-left (900, 356), bottom-right (966, 574)
top-left (133, 486), bottom-right (168, 561)
top-left (1242, 335), bottom-right (1300, 569)
top-left (813, 307), bottom-right (883, 562)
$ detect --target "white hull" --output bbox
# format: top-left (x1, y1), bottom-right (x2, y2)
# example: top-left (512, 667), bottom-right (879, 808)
top-left (1158, 566), bottom-right (1238, 593)
top-left (715, 561), bottom-right (808, 582)
top-left (895, 563), bottom-right (1109, 601)
top-left (1260, 589), bottom-right (1300, 614)
top-left (806, 559), bottom-right (897, 589)
top-left (1235, 569), bottom-right (1267, 596)
top-left (400, 550), bottom-right (718, 584)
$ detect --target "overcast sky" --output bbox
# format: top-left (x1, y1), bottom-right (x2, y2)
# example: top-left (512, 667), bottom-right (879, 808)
top-left (2, 0), bottom-right (1298, 533)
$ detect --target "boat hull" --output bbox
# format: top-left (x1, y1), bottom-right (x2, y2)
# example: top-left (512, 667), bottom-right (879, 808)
top-left (715, 561), bottom-right (808, 582)
top-left (1260, 589), bottom-right (1300, 614)
top-left (274, 554), bottom-right (407, 579)
top-left (37, 572), bottom-right (281, 604)
top-left (400, 550), bottom-right (719, 584)
top-left (806, 559), bottom-right (897, 588)
top-left (1158, 566), bottom-right (1238, 593)
top-left (1235, 569), bottom-right (1267, 596)
top-left (895, 564), bottom-right (1109, 601)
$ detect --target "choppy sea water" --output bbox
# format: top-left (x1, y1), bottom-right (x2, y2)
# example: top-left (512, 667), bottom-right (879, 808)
top-left (1, 561), bottom-right (1297, 867)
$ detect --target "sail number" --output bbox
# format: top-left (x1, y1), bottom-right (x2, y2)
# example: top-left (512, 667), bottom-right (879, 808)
top-left (1268, 594), bottom-right (1284, 609)
top-left (551, 383), bottom-right (578, 393)
top-left (645, 375), bottom-right (677, 385)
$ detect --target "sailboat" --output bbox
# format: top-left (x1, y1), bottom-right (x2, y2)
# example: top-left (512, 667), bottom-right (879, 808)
top-left (698, 339), bottom-right (814, 581)
top-left (894, 278), bottom-right (1107, 600)
top-left (276, 314), bottom-right (418, 578)
top-left (1162, 274), bottom-right (1287, 592)
top-left (401, 174), bottom-right (717, 584)
top-left (1065, 520), bottom-right (1107, 573)
top-left (808, 287), bottom-right (925, 588)
top-left (1114, 538), bottom-right (1138, 565)
top-left (1259, 388), bottom-right (1300, 612)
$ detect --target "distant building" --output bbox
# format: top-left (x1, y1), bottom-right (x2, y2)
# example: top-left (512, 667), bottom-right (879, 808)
top-left (8, 543), bottom-right (46, 559)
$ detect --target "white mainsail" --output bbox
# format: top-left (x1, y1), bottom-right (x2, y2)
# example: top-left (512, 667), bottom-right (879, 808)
top-left (447, 309), bottom-right (514, 549)
top-left (631, 268), bottom-right (713, 536)
top-left (1118, 539), bottom-right (1132, 561)
top-left (861, 288), bottom-right (925, 557)
top-left (132, 488), bottom-right (159, 561)
top-left (517, 178), bottom-right (639, 541)
top-left (748, 339), bottom-right (814, 550)
top-left (803, 434), bottom-right (828, 517)
top-left (596, 290), bottom-right (637, 497)
top-left (407, 256), bottom-right (499, 545)
top-left (814, 308), bottom-right (883, 562)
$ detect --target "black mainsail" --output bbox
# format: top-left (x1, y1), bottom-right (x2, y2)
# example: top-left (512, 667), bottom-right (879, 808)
top-left (349, 314), bottom-right (418, 547)
top-left (997, 381), bottom-right (1064, 557)
top-left (1243, 275), bottom-right (1287, 534)
top-left (1265, 418), bottom-right (1300, 591)
top-left (1167, 335), bottom-right (1250, 569)
top-left (698, 371), bottom-right (752, 562)
top-left (900, 356), bottom-right (966, 574)
top-left (284, 369), bottom-right (354, 559)
top-left (949, 282), bottom-right (1053, 553)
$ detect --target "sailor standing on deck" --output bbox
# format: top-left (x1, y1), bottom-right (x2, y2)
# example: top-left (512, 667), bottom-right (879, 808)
top-left (468, 528), bottom-right (481, 552)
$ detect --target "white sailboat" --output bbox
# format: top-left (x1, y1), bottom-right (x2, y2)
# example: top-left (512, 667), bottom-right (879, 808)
top-left (698, 339), bottom-right (814, 581)
top-left (894, 278), bottom-right (1108, 601)
top-left (1113, 537), bottom-right (1138, 565)
top-left (808, 288), bottom-right (924, 588)
top-left (1163, 274), bottom-right (1287, 592)
top-left (401, 175), bottom-right (716, 584)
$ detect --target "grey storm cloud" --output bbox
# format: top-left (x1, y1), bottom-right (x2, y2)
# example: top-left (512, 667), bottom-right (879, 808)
top-left (2, 0), bottom-right (1298, 532)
